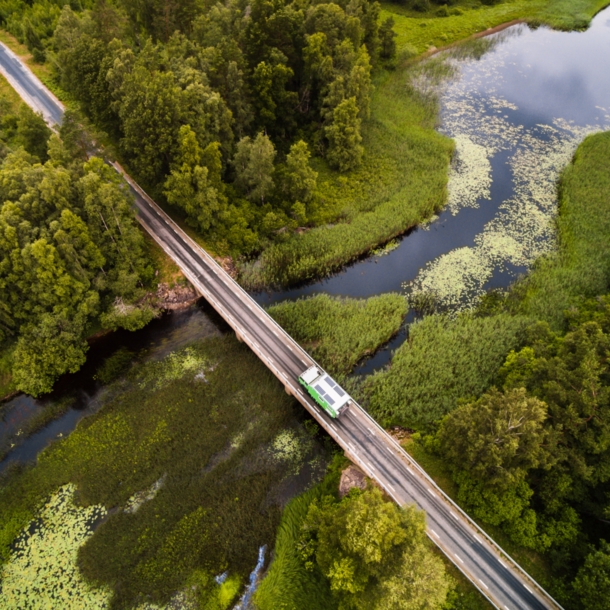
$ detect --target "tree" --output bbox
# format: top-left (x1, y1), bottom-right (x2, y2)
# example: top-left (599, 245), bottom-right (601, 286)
top-left (302, 488), bottom-right (451, 609)
top-left (325, 96), bottom-right (363, 172)
top-left (379, 17), bottom-right (397, 61)
top-left (12, 312), bottom-right (90, 397)
top-left (572, 541), bottom-right (610, 610)
top-left (233, 132), bottom-right (276, 204)
top-left (16, 106), bottom-right (52, 163)
top-left (164, 125), bottom-right (226, 233)
top-left (438, 388), bottom-right (552, 489)
top-left (283, 140), bottom-right (317, 204)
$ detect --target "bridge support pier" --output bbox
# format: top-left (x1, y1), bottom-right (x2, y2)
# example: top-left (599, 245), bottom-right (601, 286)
top-left (235, 331), bottom-right (243, 343)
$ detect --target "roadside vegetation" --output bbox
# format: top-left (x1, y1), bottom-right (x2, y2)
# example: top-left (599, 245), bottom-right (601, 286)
top-left (255, 460), bottom-right (453, 610)
top-left (0, 334), bottom-right (329, 608)
top-left (268, 293), bottom-right (407, 377)
top-left (363, 131), bottom-right (610, 608)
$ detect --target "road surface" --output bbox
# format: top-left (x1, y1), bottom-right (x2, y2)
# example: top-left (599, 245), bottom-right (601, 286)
top-left (0, 40), bottom-right (563, 610)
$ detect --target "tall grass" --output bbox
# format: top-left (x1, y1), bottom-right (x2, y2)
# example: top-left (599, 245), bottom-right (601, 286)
top-left (362, 313), bottom-right (529, 430)
top-left (268, 294), bottom-right (408, 376)
top-left (383, 0), bottom-right (610, 56)
top-left (513, 132), bottom-right (610, 329)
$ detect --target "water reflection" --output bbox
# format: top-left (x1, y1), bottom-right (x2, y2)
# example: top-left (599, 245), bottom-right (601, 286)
top-left (253, 7), bottom-right (610, 369)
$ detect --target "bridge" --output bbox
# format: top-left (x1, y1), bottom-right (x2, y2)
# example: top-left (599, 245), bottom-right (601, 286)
top-left (0, 40), bottom-right (563, 610)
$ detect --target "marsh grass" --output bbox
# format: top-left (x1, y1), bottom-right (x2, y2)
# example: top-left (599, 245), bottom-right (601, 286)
top-left (267, 294), bottom-right (408, 377)
top-left (513, 132), bottom-right (610, 329)
top-left (383, 0), bottom-right (610, 56)
top-left (362, 312), bottom-right (529, 430)
top-left (0, 335), bottom-right (328, 609)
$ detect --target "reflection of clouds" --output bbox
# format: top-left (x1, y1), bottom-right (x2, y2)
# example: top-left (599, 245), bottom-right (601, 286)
top-left (405, 25), bottom-right (610, 312)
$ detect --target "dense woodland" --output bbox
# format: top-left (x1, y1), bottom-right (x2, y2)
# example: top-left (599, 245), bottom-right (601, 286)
top-left (0, 101), bottom-right (155, 396)
top-left (0, 0), bottom-right (397, 254)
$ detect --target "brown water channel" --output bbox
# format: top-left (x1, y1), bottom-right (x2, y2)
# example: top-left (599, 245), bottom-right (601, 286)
top-left (253, 8), bottom-right (610, 372)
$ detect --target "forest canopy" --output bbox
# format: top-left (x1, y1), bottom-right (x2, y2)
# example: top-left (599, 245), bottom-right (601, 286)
top-left (0, 103), bottom-right (155, 396)
top-left (0, 0), bottom-right (397, 257)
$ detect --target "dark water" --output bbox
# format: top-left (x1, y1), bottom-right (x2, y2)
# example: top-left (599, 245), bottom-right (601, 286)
top-left (3, 9), bottom-right (610, 473)
top-left (252, 8), bottom-right (610, 369)
top-left (0, 301), bottom-right (227, 473)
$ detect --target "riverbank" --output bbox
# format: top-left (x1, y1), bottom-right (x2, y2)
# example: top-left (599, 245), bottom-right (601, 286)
top-left (239, 0), bottom-right (610, 291)
top-left (357, 131), bottom-right (610, 607)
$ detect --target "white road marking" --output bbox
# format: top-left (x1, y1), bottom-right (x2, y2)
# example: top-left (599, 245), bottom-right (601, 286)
top-left (386, 483), bottom-right (395, 492)
top-left (478, 579), bottom-right (489, 590)
top-left (454, 553), bottom-right (464, 564)
top-left (430, 529), bottom-right (440, 539)
top-left (498, 559), bottom-right (507, 569)
top-left (474, 534), bottom-right (482, 544)
top-left (368, 427), bottom-right (376, 434)
top-left (524, 585), bottom-right (533, 594)
top-left (427, 488), bottom-right (437, 497)
top-left (450, 511), bottom-right (459, 520)
top-left (368, 463), bottom-right (376, 471)
top-left (504, 606), bottom-right (510, 610)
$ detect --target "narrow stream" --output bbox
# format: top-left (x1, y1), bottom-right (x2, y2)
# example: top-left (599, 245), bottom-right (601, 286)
top-left (253, 7), bottom-right (610, 367)
top-left (0, 302), bottom-right (227, 474)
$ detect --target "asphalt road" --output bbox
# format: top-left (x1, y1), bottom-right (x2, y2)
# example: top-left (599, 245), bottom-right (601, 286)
top-left (0, 41), bottom-right (563, 610)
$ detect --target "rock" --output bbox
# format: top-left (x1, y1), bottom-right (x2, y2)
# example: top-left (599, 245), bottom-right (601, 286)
top-left (215, 256), bottom-right (238, 278)
top-left (339, 465), bottom-right (368, 498)
top-left (388, 426), bottom-right (412, 442)
top-left (155, 282), bottom-right (199, 311)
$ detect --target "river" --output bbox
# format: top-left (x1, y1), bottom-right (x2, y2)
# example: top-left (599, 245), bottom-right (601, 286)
top-left (253, 7), bottom-right (610, 368)
top-left (2, 7), bottom-right (610, 475)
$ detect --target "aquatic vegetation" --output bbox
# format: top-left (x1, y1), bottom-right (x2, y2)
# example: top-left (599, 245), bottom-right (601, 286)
top-left (124, 475), bottom-right (166, 515)
top-left (0, 336), bottom-right (327, 608)
top-left (137, 346), bottom-right (211, 390)
top-left (517, 130), bottom-right (610, 328)
top-left (271, 429), bottom-right (315, 476)
top-left (447, 134), bottom-right (492, 215)
top-left (0, 484), bottom-right (110, 609)
top-left (371, 238), bottom-right (400, 257)
top-left (405, 30), bottom-right (610, 313)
